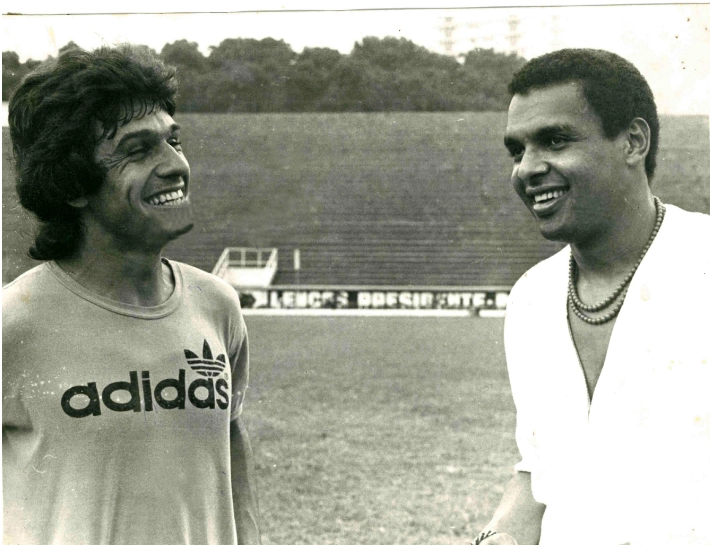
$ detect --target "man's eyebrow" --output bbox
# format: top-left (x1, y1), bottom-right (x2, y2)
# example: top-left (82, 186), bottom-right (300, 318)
top-left (504, 124), bottom-right (576, 149)
top-left (534, 124), bottom-right (575, 140)
top-left (114, 123), bottom-right (181, 149)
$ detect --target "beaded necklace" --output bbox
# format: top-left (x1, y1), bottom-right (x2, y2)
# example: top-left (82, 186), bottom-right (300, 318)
top-left (568, 196), bottom-right (665, 325)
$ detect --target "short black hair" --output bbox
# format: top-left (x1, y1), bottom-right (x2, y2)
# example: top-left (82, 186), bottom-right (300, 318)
top-left (508, 48), bottom-right (659, 181)
top-left (9, 44), bottom-right (178, 261)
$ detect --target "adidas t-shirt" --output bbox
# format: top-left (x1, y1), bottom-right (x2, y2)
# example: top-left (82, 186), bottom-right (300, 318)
top-left (2, 259), bottom-right (249, 545)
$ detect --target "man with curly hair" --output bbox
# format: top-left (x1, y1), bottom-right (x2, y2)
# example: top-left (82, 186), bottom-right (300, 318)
top-left (3, 45), bottom-right (262, 545)
top-left (472, 49), bottom-right (710, 545)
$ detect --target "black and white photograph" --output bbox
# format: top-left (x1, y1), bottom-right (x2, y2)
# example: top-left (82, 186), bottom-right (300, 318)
top-left (2, 2), bottom-right (709, 544)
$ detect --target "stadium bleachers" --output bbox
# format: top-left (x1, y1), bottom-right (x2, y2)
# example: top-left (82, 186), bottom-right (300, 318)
top-left (3, 113), bottom-right (709, 287)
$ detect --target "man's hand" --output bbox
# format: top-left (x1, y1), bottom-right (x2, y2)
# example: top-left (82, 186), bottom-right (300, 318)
top-left (475, 534), bottom-right (631, 545)
top-left (476, 533), bottom-right (519, 545)
top-left (477, 472), bottom-right (545, 545)
top-left (475, 533), bottom-right (630, 545)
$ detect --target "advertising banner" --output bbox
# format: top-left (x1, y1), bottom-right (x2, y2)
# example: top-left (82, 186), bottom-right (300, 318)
top-left (238, 288), bottom-right (509, 313)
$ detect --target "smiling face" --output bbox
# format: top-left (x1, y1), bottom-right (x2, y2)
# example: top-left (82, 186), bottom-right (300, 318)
top-left (504, 82), bottom-right (630, 245)
top-left (84, 108), bottom-right (193, 253)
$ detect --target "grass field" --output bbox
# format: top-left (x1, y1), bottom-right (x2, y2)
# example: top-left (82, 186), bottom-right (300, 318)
top-left (244, 316), bottom-right (516, 545)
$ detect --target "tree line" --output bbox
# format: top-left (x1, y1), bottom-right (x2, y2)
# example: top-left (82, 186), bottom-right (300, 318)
top-left (3, 37), bottom-right (526, 112)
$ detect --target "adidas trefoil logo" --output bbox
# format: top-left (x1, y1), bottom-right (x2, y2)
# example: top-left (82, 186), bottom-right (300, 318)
top-left (185, 339), bottom-right (226, 377)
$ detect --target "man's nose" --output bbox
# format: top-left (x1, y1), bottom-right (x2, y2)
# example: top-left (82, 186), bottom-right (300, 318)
top-left (156, 142), bottom-right (190, 180)
top-left (515, 149), bottom-right (549, 185)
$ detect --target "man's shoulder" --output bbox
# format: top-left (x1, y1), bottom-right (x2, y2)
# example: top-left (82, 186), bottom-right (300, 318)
top-left (170, 260), bottom-right (243, 310)
top-left (666, 203), bottom-right (710, 228)
top-left (665, 204), bottom-right (710, 243)
top-left (651, 205), bottom-right (710, 301)
top-left (656, 204), bottom-right (710, 268)
top-left (2, 263), bottom-right (54, 310)
top-left (3, 262), bottom-right (47, 289)
top-left (2, 263), bottom-right (59, 339)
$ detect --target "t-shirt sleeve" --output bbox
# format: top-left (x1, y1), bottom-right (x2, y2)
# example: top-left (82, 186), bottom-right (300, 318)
top-left (229, 314), bottom-right (250, 420)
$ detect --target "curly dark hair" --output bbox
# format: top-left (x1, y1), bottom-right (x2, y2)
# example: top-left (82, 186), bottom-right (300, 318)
top-left (9, 44), bottom-right (178, 261)
top-left (508, 48), bottom-right (659, 181)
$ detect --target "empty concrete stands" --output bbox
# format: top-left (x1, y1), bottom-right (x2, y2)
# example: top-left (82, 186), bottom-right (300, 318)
top-left (3, 113), bottom-right (709, 287)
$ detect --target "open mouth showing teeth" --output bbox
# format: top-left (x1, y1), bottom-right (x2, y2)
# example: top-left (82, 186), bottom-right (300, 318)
top-left (534, 189), bottom-right (567, 204)
top-left (148, 189), bottom-right (186, 206)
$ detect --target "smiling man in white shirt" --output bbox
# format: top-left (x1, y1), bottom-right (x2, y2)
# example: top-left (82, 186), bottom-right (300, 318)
top-left (472, 49), bottom-right (710, 545)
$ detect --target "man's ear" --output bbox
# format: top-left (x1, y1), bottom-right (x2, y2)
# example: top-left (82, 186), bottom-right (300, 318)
top-left (67, 196), bottom-right (89, 208)
top-left (624, 117), bottom-right (651, 169)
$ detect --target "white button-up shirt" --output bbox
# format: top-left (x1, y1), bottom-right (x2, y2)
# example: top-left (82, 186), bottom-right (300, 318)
top-left (505, 205), bottom-right (710, 545)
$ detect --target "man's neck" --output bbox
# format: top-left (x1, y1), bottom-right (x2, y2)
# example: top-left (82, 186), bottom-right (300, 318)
top-left (571, 192), bottom-right (658, 286)
top-left (57, 245), bottom-right (174, 307)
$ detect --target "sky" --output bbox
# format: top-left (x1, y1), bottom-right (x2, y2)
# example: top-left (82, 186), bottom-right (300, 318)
top-left (2, 2), bottom-right (709, 115)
